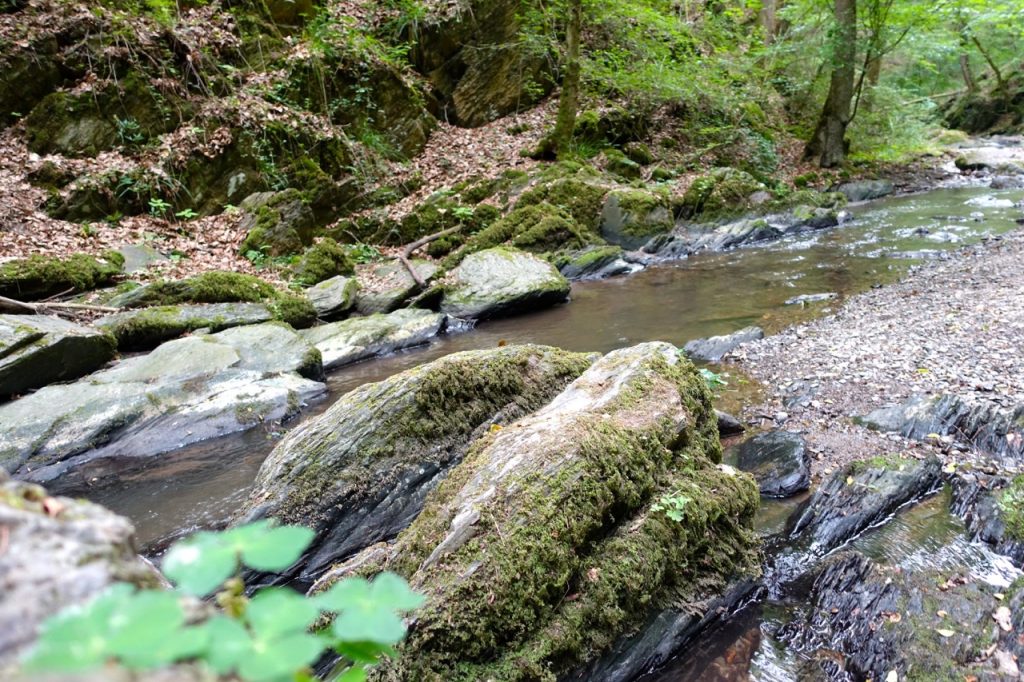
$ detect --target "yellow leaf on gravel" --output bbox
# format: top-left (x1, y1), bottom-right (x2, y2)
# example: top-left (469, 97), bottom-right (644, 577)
top-left (936, 628), bottom-right (956, 638)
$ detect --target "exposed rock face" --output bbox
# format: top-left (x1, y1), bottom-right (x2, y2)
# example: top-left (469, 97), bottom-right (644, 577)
top-left (779, 551), bottom-right (1024, 682)
top-left (355, 260), bottom-right (438, 315)
top-left (237, 190), bottom-right (317, 257)
top-left (0, 314), bottom-right (116, 400)
top-left (683, 326), bottom-right (764, 363)
top-left (439, 247), bottom-right (571, 320)
top-left (0, 323), bottom-right (325, 483)
top-left (836, 179), bottom-right (894, 202)
top-left (860, 394), bottom-right (1024, 461)
top-left (951, 472), bottom-right (1024, 566)
top-left (300, 309), bottom-right (445, 371)
top-left (312, 342), bottom-right (759, 681)
top-left (599, 189), bottom-right (674, 250)
top-left (786, 456), bottom-right (942, 554)
top-left (237, 345), bottom-right (597, 586)
top-left (558, 245), bottom-right (641, 281)
top-left (0, 479), bottom-right (163, 671)
top-left (305, 275), bottom-right (359, 320)
top-left (735, 431), bottom-right (810, 498)
top-left (95, 303), bottom-right (274, 351)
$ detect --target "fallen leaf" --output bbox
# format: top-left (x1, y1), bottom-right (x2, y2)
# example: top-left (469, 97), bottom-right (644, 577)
top-left (936, 628), bottom-right (956, 638)
top-left (993, 606), bottom-right (1012, 632)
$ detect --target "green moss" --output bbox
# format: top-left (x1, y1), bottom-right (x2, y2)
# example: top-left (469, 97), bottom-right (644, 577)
top-left (516, 178), bottom-right (609, 230)
top-left (847, 454), bottom-right (915, 476)
top-left (998, 475), bottom-right (1024, 540)
top-left (291, 238), bottom-right (355, 287)
top-left (610, 189), bottom-right (673, 238)
top-left (126, 271), bottom-right (277, 307)
top-left (0, 251), bottom-right (124, 300)
top-left (623, 142), bottom-right (654, 165)
top-left (678, 167), bottom-right (765, 219)
top-left (604, 148), bottom-right (642, 179)
top-left (266, 293), bottom-right (317, 329)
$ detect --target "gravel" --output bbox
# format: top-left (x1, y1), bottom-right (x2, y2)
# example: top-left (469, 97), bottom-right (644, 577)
top-left (728, 228), bottom-right (1024, 477)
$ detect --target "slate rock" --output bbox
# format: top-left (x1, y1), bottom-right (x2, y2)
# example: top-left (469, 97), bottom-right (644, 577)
top-left (735, 431), bottom-right (810, 498)
top-left (683, 326), bottom-right (764, 363)
top-left (439, 247), bottom-right (570, 320)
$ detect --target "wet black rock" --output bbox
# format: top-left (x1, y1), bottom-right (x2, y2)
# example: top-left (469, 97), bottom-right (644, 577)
top-left (735, 431), bottom-right (810, 498)
top-left (950, 472), bottom-right (1024, 566)
top-left (683, 326), bottom-right (764, 363)
top-left (716, 409), bottom-right (745, 436)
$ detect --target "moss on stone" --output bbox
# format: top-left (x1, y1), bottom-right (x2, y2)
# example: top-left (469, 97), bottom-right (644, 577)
top-left (610, 189), bottom-right (674, 238)
top-left (266, 293), bottom-right (317, 329)
top-left (516, 177), bottom-right (609, 230)
top-left (604, 148), bottom-right (643, 179)
top-left (291, 238), bottom-right (355, 287)
top-left (0, 251), bottom-right (124, 300)
top-left (678, 167), bottom-right (765, 219)
top-left (125, 271), bottom-right (278, 307)
top-left (998, 475), bottom-right (1024, 540)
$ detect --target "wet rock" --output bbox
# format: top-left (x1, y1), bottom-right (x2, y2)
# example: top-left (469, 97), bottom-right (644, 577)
top-left (0, 479), bottom-right (163, 670)
top-left (951, 472), bottom-right (1024, 566)
top-left (237, 345), bottom-right (597, 586)
top-left (956, 148), bottom-right (1024, 173)
top-left (792, 205), bottom-right (839, 229)
top-left (306, 275), bottom-right (359, 320)
top-left (690, 218), bottom-right (782, 252)
top-left (716, 409), bottom-right (745, 436)
top-left (237, 189), bottom-right (316, 257)
top-left (836, 179), bottom-right (894, 202)
top-left (300, 309), bottom-right (444, 371)
top-left (683, 326), bottom-right (764, 363)
top-left (0, 323), bottom-right (326, 483)
top-left (780, 551), bottom-right (1023, 682)
top-left (784, 292), bottom-right (837, 306)
top-left (559, 245), bottom-right (641, 280)
top-left (311, 342), bottom-right (759, 680)
top-left (786, 455), bottom-right (942, 554)
top-left (95, 303), bottom-right (274, 351)
top-left (991, 175), bottom-right (1024, 190)
top-left (0, 314), bottom-right (115, 400)
top-left (599, 189), bottom-right (674, 250)
top-left (860, 394), bottom-right (1024, 461)
top-left (735, 431), bottom-right (810, 498)
top-left (439, 247), bottom-right (570, 320)
top-left (354, 260), bottom-right (437, 315)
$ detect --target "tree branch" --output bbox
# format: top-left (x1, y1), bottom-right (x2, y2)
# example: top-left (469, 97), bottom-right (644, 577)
top-left (397, 226), bottom-right (462, 288)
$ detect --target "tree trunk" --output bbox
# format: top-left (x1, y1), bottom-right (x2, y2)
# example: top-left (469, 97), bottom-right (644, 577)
top-left (544, 0), bottom-right (583, 159)
top-left (970, 34), bottom-right (1006, 93)
top-left (759, 0), bottom-right (783, 44)
top-left (960, 53), bottom-right (977, 93)
top-left (862, 54), bottom-right (882, 112)
top-left (804, 0), bottom-right (857, 168)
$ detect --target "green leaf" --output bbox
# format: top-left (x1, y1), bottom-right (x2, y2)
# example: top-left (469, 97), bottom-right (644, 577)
top-left (332, 606), bottom-right (407, 646)
top-left (106, 591), bottom-right (186, 668)
top-left (246, 588), bottom-right (320, 638)
top-left (334, 640), bottom-right (392, 665)
top-left (162, 531), bottom-right (239, 596)
top-left (337, 665), bottom-right (369, 682)
top-left (238, 632), bottom-right (324, 682)
top-left (199, 616), bottom-right (253, 675)
top-left (239, 525), bottom-right (315, 571)
top-left (370, 572), bottom-right (426, 612)
top-left (23, 586), bottom-right (134, 672)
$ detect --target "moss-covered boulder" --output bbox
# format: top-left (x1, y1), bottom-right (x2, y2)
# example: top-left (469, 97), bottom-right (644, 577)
top-left (515, 177), bottom-right (609, 230)
top-left (94, 302), bottom-right (275, 351)
top-left (679, 167), bottom-right (766, 219)
top-left (291, 238), bottom-right (355, 287)
top-left (446, 203), bottom-right (595, 267)
top-left (599, 188), bottom-right (674, 250)
top-left (439, 247), bottom-right (571, 320)
top-left (305, 275), bottom-right (358, 320)
top-left (0, 38), bottom-right (62, 128)
top-left (604, 148), bottom-right (643, 179)
top-left (236, 344), bottom-right (597, 585)
top-left (0, 479), bottom-right (164, 670)
top-left (557, 245), bottom-right (638, 280)
top-left (300, 309), bottom-right (445, 371)
top-left (354, 260), bottom-right (438, 315)
top-left (238, 190), bottom-right (316, 257)
top-left (0, 252), bottom-right (124, 300)
top-left (313, 342), bottom-right (759, 681)
top-left (0, 314), bottom-right (116, 400)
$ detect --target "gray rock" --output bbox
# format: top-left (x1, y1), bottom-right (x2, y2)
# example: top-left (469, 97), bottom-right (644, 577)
top-left (716, 409), bottom-right (745, 436)
top-left (0, 314), bottom-right (115, 400)
top-left (836, 179), bottom-right (894, 202)
top-left (300, 308), bottom-right (445, 371)
top-left (683, 326), bottom-right (764, 363)
top-left (559, 245), bottom-right (641, 280)
top-left (956, 148), bottom-right (1024, 173)
top-left (238, 189), bottom-right (316, 257)
top-left (354, 260), bottom-right (437, 315)
top-left (735, 431), bottom-right (810, 498)
top-left (784, 292), bottom-right (837, 306)
top-left (237, 344), bottom-right (597, 586)
top-left (115, 243), bottom-right (170, 274)
top-left (95, 302), bottom-right (274, 351)
top-left (0, 479), bottom-right (163, 670)
top-left (0, 323), bottom-right (326, 483)
top-left (990, 175), bottom-right (1024, 190)
top-left (951, 472), bottom-right (1024, 566)
top-left (306, 275), bottom-right (358, 320)
top-left (310, 342), bottom-right (759, 680)
top-left (793, 205), bottom-right (840, 229)
top-left (599, 190), bottom-right (674, 250)
top-left (439, 247), bottom-right (570, 320)
top-left (691, 218), bottom-right (782, 252)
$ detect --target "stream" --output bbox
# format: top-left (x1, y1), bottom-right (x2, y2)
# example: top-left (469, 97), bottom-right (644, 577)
top-left (72, 184), bottom-right (1024, 679)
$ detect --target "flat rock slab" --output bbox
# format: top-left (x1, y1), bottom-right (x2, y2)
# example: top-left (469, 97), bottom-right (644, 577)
top-left (439, 247), bottom-right (571, 320)
top-left (837, 179), bottom-right (894, 202)
top-left (784, 292), bottom-right (837, 306)
top-left (95, 302), bottom-right (274, 351)
top-left (0, 322), bottom-right (326, 483)
top-left (115, 243), bottom-right (170, 274)
top-left (355, 260), bottom-right (437, 315)
top-left (0, 479), bottom-right (163, 670)
top-left (0, 314), bottom-right (115, 400)
top-left (300, 308), bottom-right (445, 371)
top-left (306, 275), bottom-right (358, 320)
top-left (735, 430), bottom-right (810, 498)
top-left (237, 344), bottom-right (596, 586)
top-left (683, 326), bottom-right (764, 363)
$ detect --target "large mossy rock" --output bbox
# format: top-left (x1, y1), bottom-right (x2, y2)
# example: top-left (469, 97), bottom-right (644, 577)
top-left (306, 275), bottom-right (359, 320)
top-left (447, 203), bottom-right (595, 266)
top-left (0, 323), bottom-right (326, 484)
top-left (0, 478), bottom-right (163, 670)
top-left (439, 247), bottom-right (570, 320)
top-left (94, 302), bottom-right (275, 351)
top-left (679, 167), bottom-right (766, 219)
top-left (599, 189), bottom-right (675, 250)
top-left (0, 252), bottom-right (124, 300)
top-left (238, 190), bottom-right (317, 257)
top-left (313, 342), bottom-right (759, 681)
top-left (237, 344), bottom-right (597, 585)
top-left (300, 309), bottom-right (445, 371)
top-left (0, 314), bottom-right (116, 400)
top-left (290, 238), bottom-right (354, 287)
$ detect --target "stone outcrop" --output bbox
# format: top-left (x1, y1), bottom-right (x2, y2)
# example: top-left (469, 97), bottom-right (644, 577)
top-left (95, 303), bottom-right (274, 351)
top-left (300, 309), bottom-right (445, 371)
top-left (735, 430), bottom-right (810, 498)
top-left (305, 275), bottom-right (358, 320)
top-left (683, 326), bottom-right (764, 363)
top-left (439, 247), bottom-right (571, 320)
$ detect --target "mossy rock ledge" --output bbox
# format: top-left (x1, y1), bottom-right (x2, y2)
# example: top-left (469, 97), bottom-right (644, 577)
top-left (439, 247), bottom-right (571, 320)
top-left (94, 302), bottom-right (275, 352)
top-left (0, 252), bottom-right (124, 300)
top-left (236, 344), bottom-right (598, 586)
top-left (311, 342), bottom-right (760, 681)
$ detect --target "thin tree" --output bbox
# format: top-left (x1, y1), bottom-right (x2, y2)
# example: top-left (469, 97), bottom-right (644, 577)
top-left (804, 0), bottom-right (857, 168)
top-left (533, 0), bottom-right (583, 159)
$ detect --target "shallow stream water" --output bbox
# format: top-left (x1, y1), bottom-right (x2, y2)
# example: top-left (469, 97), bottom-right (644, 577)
top-left (75, 185), bottom-right (1024, 679)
